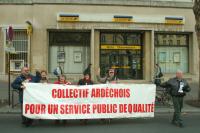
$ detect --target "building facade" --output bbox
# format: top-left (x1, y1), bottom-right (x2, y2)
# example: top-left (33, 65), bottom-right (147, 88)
top-left (0, 0), bottom-right (199, 98)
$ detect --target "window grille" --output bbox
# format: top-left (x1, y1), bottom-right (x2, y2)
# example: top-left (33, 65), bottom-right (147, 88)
top-left (5, 30), bottom-right (29, 72)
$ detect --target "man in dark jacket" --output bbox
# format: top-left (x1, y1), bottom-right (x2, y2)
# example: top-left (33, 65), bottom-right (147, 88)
top-left (78, 64), bottom-right (93, 85)
top-left (77, 68), bottom-right (93, 125)
top-left (161, 70), bottom-right (191, 128)
top-left (11, 67), bottom-right (41, 127)
top-left (78, 73), bottom-right (94, 85)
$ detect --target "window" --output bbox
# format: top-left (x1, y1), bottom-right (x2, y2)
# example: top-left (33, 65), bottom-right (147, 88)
top-left (155, 33), bottom-right (189, 73)
top-left (169, 35), bottom-right (173, 38)
top-left (100, 32), bottom-right (143, 80)
top-left (5, 30), bottom-right (29, 72)
top-left (101, 35), bottom-right (106, 43)
top-left (49, 31), bottom-right (90, 74)
top-left (163, 40), bottom-right (166, 45)
top-left (100, 32), bottom-right (141, 45)
top-left (113, 35), bottom-right (117, 43)
top-left (162, 35), bottom-right (167, 38)
top-left (177, 40), bottom-right (180, 45)
top-left (169, 40), bottom-right (173, 45)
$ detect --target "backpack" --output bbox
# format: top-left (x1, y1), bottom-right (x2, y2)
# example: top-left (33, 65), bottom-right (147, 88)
top-left (53, 68), bottom-right (58, 76)
top-left (53, 67), bottom-right (62, 76)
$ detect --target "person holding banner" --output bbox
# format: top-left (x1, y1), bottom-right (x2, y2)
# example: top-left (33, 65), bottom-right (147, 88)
top-left (96, 68), bottom-right (118, 84)
top-left (78, 69), bottom-right (93, 86)
top-left (96, 68), bottom-right (118, 124)
top-left (11, 67), bottom-right (41, 127)
top-left (77, 67), bottom-right (94, 125)
top-left (40, 70), bottom-right (48, 83)
top-left (54, 74), bottom-right (71, 125)
top-left (54, 75), bottom-right (71, 85)
top-left (160, 70), bottom-right (191, 128)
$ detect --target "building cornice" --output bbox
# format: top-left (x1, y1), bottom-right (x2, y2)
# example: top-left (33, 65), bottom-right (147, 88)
top-left (0, 0), bottom-right (194, 8)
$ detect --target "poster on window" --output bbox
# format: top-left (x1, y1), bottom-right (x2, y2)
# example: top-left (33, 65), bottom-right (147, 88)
top-left (10, 60), bottom-right (24, 71)
top-left (74, 51), bottom-right (82, 63)
top-left (57, 51), bottom-right (65, 63)
top-left (173, 52), bottom-right (180, 63)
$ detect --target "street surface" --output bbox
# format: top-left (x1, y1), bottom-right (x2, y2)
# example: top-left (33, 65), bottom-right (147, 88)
top-left (0, 113), bottom-right (199, 133)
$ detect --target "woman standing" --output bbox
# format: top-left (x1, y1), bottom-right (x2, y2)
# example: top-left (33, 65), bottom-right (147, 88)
top-left (96, 68), bottom-right (118, 84)
top-left (96, 68), bottom-right (118, 124)
top-left (40, 70), bottom-right (48, 83)
top-left (54, 75), bottom-right (71, 85)
top-left (54, 74), bottom-right (71, 125)
top-left (77, 71), bottom-right (94, 125)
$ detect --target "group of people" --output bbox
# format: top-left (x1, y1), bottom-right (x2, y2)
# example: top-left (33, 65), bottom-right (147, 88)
top-left (11, 63), bottom-right (191, 128)
top-left (11, 65), bottom-right (118, 127)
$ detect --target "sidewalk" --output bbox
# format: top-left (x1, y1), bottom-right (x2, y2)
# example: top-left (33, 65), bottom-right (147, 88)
top-left (155, 103), bottom-right (200, 113)
top-left (0, 103), bottom-right (200, 114)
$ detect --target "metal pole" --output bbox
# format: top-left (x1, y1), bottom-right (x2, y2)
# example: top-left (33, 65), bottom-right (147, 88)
top-left (8, 52), bottom-right (11, 106)
top-left (7, 26), bottom-right (14, 106)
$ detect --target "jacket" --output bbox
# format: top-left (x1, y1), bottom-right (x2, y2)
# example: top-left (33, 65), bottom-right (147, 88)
top-left (11, 73), bottom-right (41, 103)
top-left (54, 80), bottom-right (71, 85)
top-left (78, 78), bottom-right (93, 85)
top-left (161, 77), bottom-right (191, 97)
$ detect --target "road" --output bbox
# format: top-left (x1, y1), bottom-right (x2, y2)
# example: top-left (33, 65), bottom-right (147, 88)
top-left (0, 113), bottom-right (199, 133)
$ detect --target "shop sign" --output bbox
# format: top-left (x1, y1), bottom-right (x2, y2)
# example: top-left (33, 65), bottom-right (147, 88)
top-left (101, 45), bottom-right (141, 50)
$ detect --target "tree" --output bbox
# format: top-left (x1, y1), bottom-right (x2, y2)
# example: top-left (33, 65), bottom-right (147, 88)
top-left (193, 0), bottom-right (200, 100)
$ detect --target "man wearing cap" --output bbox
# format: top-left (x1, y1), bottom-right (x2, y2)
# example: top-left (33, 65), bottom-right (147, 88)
top-left (160, 70), bottom-right (191, 128)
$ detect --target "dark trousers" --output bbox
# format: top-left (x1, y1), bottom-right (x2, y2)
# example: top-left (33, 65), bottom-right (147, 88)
top-left (172, 96), bottom-right (183, 124)
top-left (19, 91), bottom-right (33, 125)
top-left (21, 103), bottom-right (33, 125)
top-left (154, 76), bottom-right (161, 86)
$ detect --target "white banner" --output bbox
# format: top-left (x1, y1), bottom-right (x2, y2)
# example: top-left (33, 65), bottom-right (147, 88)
top-left (23, 83), bottom-right (156, 119)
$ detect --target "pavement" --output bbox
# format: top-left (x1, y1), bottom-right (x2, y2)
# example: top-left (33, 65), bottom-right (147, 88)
top-left (155, 103), bottom-right (200, 113)
top-left (1, 113), bottom-right (200, 133)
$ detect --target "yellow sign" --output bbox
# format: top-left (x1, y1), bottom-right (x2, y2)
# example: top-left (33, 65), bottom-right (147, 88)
top-left (101, 45), bottom-right (141, 50)
top-left (111, 66), bottom-right (130, 69)
top-left (112, 18), bottom-right (133, 23)
top-left (165, 19), bottom-right (184, 25)
top-left (58, 17), bottom-right (79, 22)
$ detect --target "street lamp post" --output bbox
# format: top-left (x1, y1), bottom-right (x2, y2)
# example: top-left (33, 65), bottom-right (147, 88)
top-left (8, 52), bottom-right (10, 106)
top-left (7, 26), bottom-right (14, 106)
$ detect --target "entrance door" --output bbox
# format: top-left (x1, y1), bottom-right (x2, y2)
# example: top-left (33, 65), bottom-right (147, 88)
top-left (109, 51), bottom-right (142, 79)
top-left (100, 31), bottom-right (143, 80)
